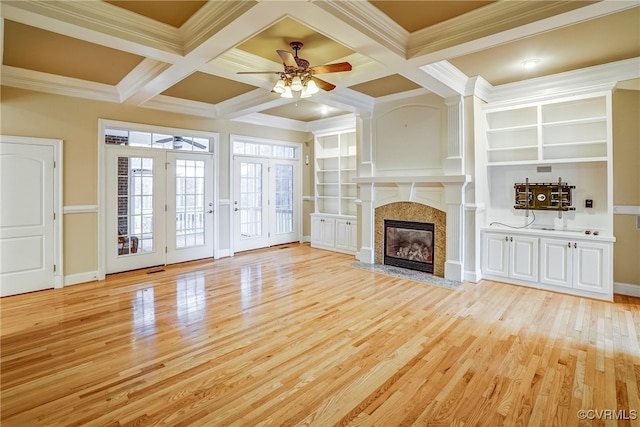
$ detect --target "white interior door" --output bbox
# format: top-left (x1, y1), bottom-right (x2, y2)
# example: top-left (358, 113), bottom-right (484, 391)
top-left (233, 157), bottom-right (269, 252)
top-left (0, 142), bottom-right (55, 296)
top-left (106, 147), bottom-right (166, 274)
top-left (233, 157), bottom-right (298, 252)
top-left (166, 152), bottom-right (214, 264)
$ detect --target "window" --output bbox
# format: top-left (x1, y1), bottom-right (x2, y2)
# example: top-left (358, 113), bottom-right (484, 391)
top-left (106, 128), bottom-right (211, 152)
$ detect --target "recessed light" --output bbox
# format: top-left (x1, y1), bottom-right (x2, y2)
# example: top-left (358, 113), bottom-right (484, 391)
top-left (521, 59), bottom-right (540, 69)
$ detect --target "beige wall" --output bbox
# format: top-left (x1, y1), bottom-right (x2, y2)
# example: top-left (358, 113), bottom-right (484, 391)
top-left (0, 86), bottom-right (310, 276)
top-left (2, 85), bottom-right (638, 287)
top-left (612, 89), bottom-right (640, 285)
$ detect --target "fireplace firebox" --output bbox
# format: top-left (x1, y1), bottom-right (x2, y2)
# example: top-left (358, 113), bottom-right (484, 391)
top-left (384, 220), bottom-right (435, 274)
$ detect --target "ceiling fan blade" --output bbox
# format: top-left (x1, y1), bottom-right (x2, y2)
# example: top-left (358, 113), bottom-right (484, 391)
top-left (309, 62), bottom-right (352, 74)
top-left (155, 137), bottom-right (173, 144)
top-left (311, 76), bottom-right (336, 92)
top-left (237, 71), bottom-right (282, 75)
top-left (277, 50), bottom-right (297, 68)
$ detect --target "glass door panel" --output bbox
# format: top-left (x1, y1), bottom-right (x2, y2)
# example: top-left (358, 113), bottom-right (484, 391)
top-left (166, 152), bottom-right (214, 264)
top-left (106, 148), bottom-right (165, 274)
top-left (270, 160), bottom-right (297, 245)
top-left (233, 158), bottom-right (269, 251)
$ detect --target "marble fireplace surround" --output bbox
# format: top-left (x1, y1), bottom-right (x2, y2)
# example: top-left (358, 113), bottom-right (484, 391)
top-left (354, 175), bottom-right (470, 282)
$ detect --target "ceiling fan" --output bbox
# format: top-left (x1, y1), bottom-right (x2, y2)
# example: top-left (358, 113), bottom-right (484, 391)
top-left (155, 136), bottom-right (207, 150)
top-left (237, 41), bottom-right (352, 97)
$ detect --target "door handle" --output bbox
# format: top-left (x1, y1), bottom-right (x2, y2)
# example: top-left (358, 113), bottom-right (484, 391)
top-left (234, 208), bottom-right (239, 212)
top-left (207, 210), bottom-right (213, 214)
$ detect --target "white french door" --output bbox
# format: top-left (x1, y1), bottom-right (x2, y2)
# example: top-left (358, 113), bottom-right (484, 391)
top-left (233, 156), bottom-right (298, 252)
top-left (105, 147), bottom-right (214, 274)
top-left (166, 152), bottom-right (214, 264)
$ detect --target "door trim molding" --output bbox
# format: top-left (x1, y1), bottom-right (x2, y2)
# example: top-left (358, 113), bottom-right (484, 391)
top-left (0, 135), bottom-right (63, 288)
top-left (97, 119), bottom-right (220, 278)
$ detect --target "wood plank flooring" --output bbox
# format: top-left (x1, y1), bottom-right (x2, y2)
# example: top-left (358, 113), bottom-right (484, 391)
top-left (2, 243), bottom-right (640, 426)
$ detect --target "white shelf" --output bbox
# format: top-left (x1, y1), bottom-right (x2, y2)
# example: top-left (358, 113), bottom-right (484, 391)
top-left (487, 144), bottom-right (538, 152)
top-left (315, 130), bottom-right (357, 217)
top-left (484, 94), bottom-right (610, 165)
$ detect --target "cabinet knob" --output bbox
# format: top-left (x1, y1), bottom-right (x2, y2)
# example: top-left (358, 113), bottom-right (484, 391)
top-left (568, 242), bottom-right (571, 248)
top-left (574, 242), bottom-right (577, 249)
top-left (510, 237), bottom-right (513, 242)
top-left (505, 236), bottom-right (509, 242)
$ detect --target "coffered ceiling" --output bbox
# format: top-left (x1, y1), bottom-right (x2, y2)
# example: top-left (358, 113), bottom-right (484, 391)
top-left (1, 1), bottom-right (639, 130)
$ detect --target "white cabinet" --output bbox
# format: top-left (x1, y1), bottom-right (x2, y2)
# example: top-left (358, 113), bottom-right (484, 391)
top-left (311, 215), bottom-right (335, 248)
top-left (335, 218), bottom-right (357, 253)
top-left (311, 214), bottom-right (357, 254)
top-left (540, 238), bottom-right (611, 295)
top-left (483, 232), bottom-right (538, 283)
top-left (482, 230), bottom-right (613, 300)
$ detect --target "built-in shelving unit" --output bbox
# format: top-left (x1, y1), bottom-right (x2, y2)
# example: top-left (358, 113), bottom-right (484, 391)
top-left (485, 94), bottom-right (609, 165)
top-left (314, 131), bottom-right (357, 216)
top-left (311, 130), bottom-right (357, 254)
top-left (478, 87), bottom-right (615, 300)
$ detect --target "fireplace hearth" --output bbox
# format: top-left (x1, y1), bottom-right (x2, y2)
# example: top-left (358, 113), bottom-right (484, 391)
top-left (384, 219), bottom-right (435, 274)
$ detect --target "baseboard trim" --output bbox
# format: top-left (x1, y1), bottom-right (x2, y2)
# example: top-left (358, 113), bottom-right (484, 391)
top-left (216, 249), bottom-right (231, 259)
top-left (64, 271), bottom-right (100, 286)
top-left (614, 282), bottom-right (640, 297)
top-left (464, 270), bottom-right (482, 283)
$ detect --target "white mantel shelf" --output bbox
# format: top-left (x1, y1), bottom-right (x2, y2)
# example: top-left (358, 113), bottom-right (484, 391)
top-left (353, 175), bottom-right (471, 184)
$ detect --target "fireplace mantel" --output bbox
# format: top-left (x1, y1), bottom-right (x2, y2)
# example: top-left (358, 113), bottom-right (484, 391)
top-left (353, 175), bottom-right (470, 185)
top-left (355, 175), bottom-right (470, 282)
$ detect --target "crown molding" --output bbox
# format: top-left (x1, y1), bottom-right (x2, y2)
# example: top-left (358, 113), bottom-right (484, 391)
top-left (408, 1), bottom-right (565, 59)
top-left (231, 113), bottom-right (310, 133)
top-left (142, 94), bottom-right (218, 118)
top-left (117, 59), bottom-right (172, 103)
top-left (419, 61), bottom-right (469, 96)
top-left (485, 57), bottom-right (639, 105)
top-left (1, 1), bottom-right (183, 62)
top-left (407, 1), bottom-right (638, 63)
top-left (314, 0), bottom-right (408, 58)
top-left (307, 114), bottom-right (357, 134)
top-left (180, 1), bottom-right (258, 55)
top-left (1, 65), bottom-right (120, 102)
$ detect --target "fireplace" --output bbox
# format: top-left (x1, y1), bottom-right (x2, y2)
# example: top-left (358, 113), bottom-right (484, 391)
top-left (384, 220), bottom-right (435, 274)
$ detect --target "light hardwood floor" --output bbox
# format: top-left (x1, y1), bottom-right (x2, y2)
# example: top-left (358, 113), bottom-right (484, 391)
top-left (2, 244), bottom-right (640, 426)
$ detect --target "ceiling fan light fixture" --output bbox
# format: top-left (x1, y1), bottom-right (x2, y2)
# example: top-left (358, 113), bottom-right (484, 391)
top-left (273, 79), bottom-right (286, 94)
top-left (281, 85), bottom-right (293, 98)
top-left (306, 79), bottom-right (319, 94)
top-left (291, 75), bottom-right (303, 91)
top-left (300, 85), bottom-right (311, 98)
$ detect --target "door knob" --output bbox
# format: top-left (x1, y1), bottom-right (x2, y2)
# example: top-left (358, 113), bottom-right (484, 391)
top-left (207, 210), bottom-right (213, 214)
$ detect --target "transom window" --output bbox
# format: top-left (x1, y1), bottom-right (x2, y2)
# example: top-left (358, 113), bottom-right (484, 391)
top-left (106, 128), bottom-right (210, 152)
top-left (233, 140), bottom-right (296, 159)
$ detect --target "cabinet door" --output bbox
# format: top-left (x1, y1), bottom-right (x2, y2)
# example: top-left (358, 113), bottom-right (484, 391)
top-left (482, 233), bottom-right (510, 278)
top-left (311, 216), bottom-right (334, 248)
top-left (347, 220), bottom-right (358, 252)
top-left (573, 241), bottom-right (610, 294)
top-left (322, 218), bottom-right (336, 247)
top-left (510, 236), bottom-right (539, 282)
top-left (335, 219), bottom-right (357, 253)
top-left (540, 238), bottom-right (572, 288)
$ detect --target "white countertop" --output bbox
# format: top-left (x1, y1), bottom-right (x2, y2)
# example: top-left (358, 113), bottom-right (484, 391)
top-left (481, 224), bottom-right (616, 242)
